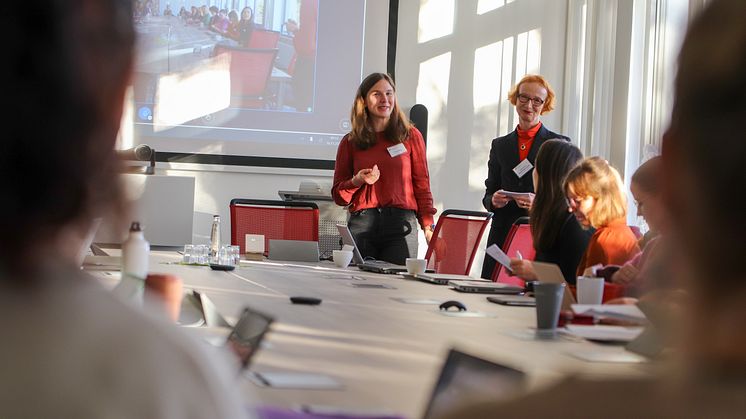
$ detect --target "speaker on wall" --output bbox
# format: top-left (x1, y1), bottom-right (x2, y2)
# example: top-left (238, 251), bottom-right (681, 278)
top-left (409, 104), bottom-right (428, 146)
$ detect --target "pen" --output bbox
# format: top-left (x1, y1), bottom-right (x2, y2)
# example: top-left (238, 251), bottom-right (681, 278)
top-left (516, 251), bottom-right (523, 260)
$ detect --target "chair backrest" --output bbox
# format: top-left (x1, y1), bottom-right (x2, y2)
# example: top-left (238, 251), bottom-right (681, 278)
top-left (424, 209), bottom-right (492, 275)
top-left (230, 199), bottom-right (319, 255)
top-left (213, 45), bottom-right (278, 107)
top-left (492, 218), bottom-right (535, 286)
top-left (247, 30), bottom-right (280, 49)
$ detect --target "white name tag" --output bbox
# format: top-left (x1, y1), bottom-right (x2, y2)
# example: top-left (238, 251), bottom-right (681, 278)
top-left (513, 159), bottom-right (534, 178)
top-left (387, 143), bottom-right (407, 157)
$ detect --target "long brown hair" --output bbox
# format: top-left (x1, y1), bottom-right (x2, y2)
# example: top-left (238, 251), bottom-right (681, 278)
top-left (348, 73), bottom-right (412, 149)
top-left (530, 140), bottom-right (583, 251)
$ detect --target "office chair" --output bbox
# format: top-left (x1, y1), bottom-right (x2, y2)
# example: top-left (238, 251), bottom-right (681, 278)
top-left (246, 30), bottom-right (281, 49)
top-left (424, 209), bottom-right (493, 275)
top-left (492, 217), bottom-right (535, 286)
top-left (230, 199), bottom-right (319, 255)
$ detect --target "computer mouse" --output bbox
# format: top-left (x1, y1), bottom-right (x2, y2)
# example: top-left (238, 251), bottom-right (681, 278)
top-left (439, 300), bottom-right (467, 312)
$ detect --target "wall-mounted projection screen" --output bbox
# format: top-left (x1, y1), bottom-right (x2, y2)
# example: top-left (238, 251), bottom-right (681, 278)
top-left (130, 0), bottom-right (388, 169)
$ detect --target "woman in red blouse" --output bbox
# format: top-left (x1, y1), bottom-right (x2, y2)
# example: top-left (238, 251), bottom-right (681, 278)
top-left (332, 73), bottom-right (436, 265)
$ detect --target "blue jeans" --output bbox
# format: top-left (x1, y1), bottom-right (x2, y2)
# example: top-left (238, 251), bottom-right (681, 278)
top-left (348, 208), bottom-right (418, 265)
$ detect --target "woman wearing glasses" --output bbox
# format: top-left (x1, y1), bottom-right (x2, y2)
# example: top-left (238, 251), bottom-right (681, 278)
top-left (481, 75), bottom-right (569, 279)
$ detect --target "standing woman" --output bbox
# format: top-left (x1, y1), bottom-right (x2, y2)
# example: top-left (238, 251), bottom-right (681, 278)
top-left (236, 7), bottom-right (254, 47)
top-left (509, 140), bottom-right (592, 284)
top-left (481, 75), bottom-right (569, 278)
top-left (332, 73), bottom-right (437, 265)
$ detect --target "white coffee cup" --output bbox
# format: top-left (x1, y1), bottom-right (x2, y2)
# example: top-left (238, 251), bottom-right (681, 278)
top-left (405, 258), bottom-right (427, 275)
top-left (576, 276), bottom-right (605, 305)
top-left (333, 250), bottom-right (354, 268)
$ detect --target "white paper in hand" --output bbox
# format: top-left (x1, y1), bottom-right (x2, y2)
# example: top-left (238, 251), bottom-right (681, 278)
top-left (486, 244), bottom-right (513, 273)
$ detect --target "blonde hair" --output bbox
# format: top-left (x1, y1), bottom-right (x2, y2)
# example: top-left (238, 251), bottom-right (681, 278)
top-left (507, 74), bottom-right (556, 115)
top-left (564, 157), bottom-right (627, 228)
top-left (349, 73), bottom-right (412, 149)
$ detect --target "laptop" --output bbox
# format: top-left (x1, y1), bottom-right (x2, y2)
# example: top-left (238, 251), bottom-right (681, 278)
top-left (421, 349), bottom-right (526, 419)
top-left (531, 261), bottom-right (577, 311)
top-left (226, 306), bottom-right (274, 370)
top-left (450, 280), bottom-right (524, 294)
top-left (336, 224), bottom-right (429, 274)
top-left (408, 273), bottom-right (478, 285)
top-left (267, 239), bottom-right (320, 262)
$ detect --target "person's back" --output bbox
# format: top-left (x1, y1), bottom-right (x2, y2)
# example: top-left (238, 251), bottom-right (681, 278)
top-left (0, 1), bottom-right (252, 417)
top-left (0, 268), bottom-right (250, 418)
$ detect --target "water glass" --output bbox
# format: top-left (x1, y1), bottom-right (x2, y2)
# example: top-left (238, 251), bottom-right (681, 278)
top-left (230, 245), bottom-right (241, 265)
top-left (195, 244), bottom-right (209, 264)
top-left (182, 244), bottom-right (194, 264)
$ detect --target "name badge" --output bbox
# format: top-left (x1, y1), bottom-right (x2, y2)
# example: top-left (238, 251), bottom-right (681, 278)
top-left (513, 159), bottom-right (533, 178)
top-left (387, 143), bottom-right (407, 157)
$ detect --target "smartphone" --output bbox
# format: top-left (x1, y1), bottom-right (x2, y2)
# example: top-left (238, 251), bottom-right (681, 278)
top-left (487, 295), bottom-right (536, 307)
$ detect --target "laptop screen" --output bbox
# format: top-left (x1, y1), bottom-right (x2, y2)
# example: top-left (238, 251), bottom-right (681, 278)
top-left (336, 224), bottom-right (365, 265)
top-left (421, 349), bottom-right (525, 419)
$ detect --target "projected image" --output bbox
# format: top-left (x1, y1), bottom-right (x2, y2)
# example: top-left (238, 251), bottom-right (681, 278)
top-left (130, 0), bottom-right (365, 161)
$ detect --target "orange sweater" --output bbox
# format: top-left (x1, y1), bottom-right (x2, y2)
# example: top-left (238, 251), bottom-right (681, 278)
top-left (576, 219), bottom-right (642, 276)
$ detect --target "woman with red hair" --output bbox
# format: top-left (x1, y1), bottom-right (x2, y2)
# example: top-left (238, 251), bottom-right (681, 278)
top-left (481, 75), bottom-right (570, 278)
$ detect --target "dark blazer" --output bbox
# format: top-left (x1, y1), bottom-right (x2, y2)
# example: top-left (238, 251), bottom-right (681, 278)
top-left (480, 124), bottom-right (569, 278)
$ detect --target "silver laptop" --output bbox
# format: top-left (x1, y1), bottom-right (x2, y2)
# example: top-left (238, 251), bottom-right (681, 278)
top-left (449, 280), bottom-right (524, 294)
top-left (336, 224), bottom-right (419, 274)
top-left (267, 239), bottom-right (320, 262)
top-left (411, 273), bottom-right (481, 286)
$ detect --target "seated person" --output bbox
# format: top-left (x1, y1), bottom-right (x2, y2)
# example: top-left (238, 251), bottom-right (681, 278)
top-left (435, 1), bottom-right (746, 417)
top-left (564, 157), bottom-right (641, 277)
top-left (611, 156), bottom-right (674, 295)
top-left (0, 2), bottom-right (252, 417)
top-left (509, 139), bottom-right (592, 284)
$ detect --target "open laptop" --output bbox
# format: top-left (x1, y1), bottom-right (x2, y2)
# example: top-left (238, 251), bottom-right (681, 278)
top-left (531, 261), bottom-right (577, 311)
top-left (267, 239), bottom-right (320, 262)
top-left (421, 349), bottom-right (526, 419)
top-left (336, 224), bottom-right (429, 274)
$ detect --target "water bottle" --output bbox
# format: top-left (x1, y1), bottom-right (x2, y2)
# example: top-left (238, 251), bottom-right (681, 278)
top-left (114, 222), bottom-right (150, 304)
top-left (209, 215), bottom-right (221, 262)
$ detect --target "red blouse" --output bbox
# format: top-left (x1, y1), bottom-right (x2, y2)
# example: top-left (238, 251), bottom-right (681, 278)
top-left (332, 127), bottom-right (436, 229)
top-left (517, 122), bottom-right (542, 161)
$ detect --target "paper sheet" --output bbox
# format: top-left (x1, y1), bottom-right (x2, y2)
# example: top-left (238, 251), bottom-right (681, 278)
top-left (486, 244), bottom-right (513, 272)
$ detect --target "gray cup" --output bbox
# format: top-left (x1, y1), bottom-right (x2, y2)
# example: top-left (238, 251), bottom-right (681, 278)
top-left (534, 282), bottom-right (566, 339)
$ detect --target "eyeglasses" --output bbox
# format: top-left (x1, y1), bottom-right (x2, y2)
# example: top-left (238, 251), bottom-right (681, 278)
top-left (517, 94), bottom-right (545, 107)
top-left (566, 196), bottom-right (585, 208)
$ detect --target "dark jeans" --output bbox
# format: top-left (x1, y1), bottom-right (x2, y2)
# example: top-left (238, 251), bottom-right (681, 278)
top-left (348, 208), bottom-right (418, 265)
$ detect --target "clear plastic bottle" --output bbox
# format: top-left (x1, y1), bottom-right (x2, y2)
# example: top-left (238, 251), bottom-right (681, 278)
top-left (114, 222), bottom-right (150, 304)
top-left (209, 215), bottom-right (221, 262)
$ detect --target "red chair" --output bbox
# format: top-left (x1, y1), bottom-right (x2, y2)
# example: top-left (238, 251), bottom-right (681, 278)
top-left (247, 30), bottom-right (281, 49)
top-left (213, 45), bottom-right (278, 108)
top-left (492, 217), bottom-right (535, 287)
top-left (424, 209), bottom-right (492, 275)
top-left (230, 199), bottom-right (319, 255)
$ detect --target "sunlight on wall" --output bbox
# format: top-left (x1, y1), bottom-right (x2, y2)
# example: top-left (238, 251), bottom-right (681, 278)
top-left (416, 52), bottom-right (452, 161)
top-left (153, 54), bottom-right (231, 131)
top-left (477, 0), bottom-right (515, 15)
top-left (473, 41), bottom-right (503, 110)
top-left (498, 36), bottom-right (515, 135)
top-left (418, 0), bottom-right (455, 43)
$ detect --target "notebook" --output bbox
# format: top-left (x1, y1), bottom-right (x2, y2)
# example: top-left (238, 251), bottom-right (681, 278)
top-left (421, 349), bottom-right (526, 419)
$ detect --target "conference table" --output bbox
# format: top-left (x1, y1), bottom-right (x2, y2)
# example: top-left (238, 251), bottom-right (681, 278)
top-left (89, 251), bottom-right (650, 418)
